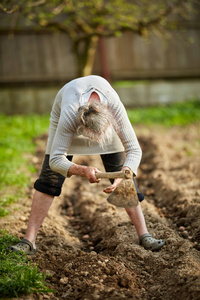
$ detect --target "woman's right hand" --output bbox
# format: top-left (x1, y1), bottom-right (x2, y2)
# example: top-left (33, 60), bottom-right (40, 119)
top-left (68, 164), bottom-right (101, 183)
top-left (84, 166), bottom-right (101, 183)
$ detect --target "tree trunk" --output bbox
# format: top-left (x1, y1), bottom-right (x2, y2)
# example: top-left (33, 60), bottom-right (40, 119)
top-left (73, 35), bottom-right (99, 77)
top-left (98, 37), bottom-right (111, 82)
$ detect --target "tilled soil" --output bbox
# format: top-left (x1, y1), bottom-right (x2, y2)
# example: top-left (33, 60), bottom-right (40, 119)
top-left (1, 124), bottom-right (200, 300)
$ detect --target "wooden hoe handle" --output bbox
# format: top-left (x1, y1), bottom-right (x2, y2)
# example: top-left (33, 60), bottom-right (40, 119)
top-left (96, 171), bottom-right (124, 179)
top-left (96, 169), bottom-right (133, 179)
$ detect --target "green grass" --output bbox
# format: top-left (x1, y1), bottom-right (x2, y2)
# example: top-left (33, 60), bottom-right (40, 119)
top-left (0, 114), bottom-right (50, 216)
top-left (127, 100), bottom-right (200, 126)
top-left (113, 80), bottom-right (149, 88)
top-left (0, 233), bottom-right (54, 298)
top-left (0, 115), bottom-right (54, 297)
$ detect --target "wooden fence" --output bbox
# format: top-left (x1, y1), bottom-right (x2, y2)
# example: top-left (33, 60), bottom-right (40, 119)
top-left (0, 10), bottom-right (200, 113)
top-left (0, 28), bottom-right (200, 84)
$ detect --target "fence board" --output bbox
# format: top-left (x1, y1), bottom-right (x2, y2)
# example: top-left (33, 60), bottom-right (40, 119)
top-left (0, 29), bottom-right (199, 83)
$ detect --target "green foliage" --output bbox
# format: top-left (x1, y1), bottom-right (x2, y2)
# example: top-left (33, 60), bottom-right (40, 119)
top-left (0, 0), bottom-right (194, 36)
top-left (0, 114), bottom-right (50, 216)
top-left (127, 100), bottom-right (200, 126)
top-left (0, 233), bottom-right (54, 298)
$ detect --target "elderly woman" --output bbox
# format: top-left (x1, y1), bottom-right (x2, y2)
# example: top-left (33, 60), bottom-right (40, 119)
top-left (8, 75), bottom-right (165, 254)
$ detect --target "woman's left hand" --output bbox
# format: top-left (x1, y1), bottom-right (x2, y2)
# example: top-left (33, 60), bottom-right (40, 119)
top-left (103, 166), bottom-right (131, 193)
top-left (103, 178), bottom-right (123, 194)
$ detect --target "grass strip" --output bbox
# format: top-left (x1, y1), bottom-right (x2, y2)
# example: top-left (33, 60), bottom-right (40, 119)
top-left (0, 114), bottom-right (50, 216)
top-left (0, 232), bottom-right (54, 298)
top-left (127, 100), bottom-right (200, 126)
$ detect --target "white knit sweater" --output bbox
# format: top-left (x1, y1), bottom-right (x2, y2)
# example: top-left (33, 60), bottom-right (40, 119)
top-left (47, 75), bottom-right (142, 177)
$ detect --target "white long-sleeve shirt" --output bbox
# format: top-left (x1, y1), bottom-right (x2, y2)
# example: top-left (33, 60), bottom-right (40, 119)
top-left (47, 75), bottom-right (142, 177)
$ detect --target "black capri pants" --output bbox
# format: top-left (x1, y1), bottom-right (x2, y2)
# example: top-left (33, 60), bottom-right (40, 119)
top-left (34, 152), bottom-right (144, 202)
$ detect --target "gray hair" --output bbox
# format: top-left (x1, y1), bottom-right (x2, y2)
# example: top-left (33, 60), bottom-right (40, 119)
top-left (77, 101), bottom-right (113, 149)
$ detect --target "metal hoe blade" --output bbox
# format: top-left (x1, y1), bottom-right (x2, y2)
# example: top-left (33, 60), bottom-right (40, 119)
top-left (107, 178), bottom-right (138, 208)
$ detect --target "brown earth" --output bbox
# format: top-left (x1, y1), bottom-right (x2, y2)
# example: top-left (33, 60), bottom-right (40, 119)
top-left (1, 124), bottom-right (200, 300)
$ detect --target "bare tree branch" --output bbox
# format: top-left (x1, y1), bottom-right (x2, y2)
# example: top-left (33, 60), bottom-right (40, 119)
top-left (27, 0), bottom-right (46, 7)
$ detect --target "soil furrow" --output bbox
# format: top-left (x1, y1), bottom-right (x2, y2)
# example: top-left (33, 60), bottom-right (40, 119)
top-left (68, 154), bottom-right (200, 300)
top-left (137, 128), bottom-right (200, 250)
top-left (1, 124), bottom-right (200, 299)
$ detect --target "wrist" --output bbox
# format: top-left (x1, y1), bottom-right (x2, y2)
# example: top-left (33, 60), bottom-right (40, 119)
top-left (68, 164), bottom-right (87, 177)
